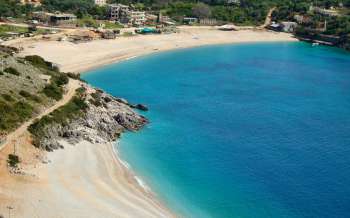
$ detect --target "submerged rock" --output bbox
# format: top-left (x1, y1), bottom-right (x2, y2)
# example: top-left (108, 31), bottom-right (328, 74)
top-left (134, 104), bottom-right (149, 111)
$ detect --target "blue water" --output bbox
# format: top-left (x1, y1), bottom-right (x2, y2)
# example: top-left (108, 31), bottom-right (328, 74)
top-left (82, 42), bottom-right (350, 218)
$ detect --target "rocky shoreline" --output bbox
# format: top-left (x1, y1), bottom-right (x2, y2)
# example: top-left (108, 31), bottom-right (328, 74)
top-left (32, 83), bottom-right (148, 152)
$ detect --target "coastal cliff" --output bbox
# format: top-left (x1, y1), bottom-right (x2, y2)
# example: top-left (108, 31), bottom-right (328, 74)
top-left (28, 84), bottom-right (148, 152)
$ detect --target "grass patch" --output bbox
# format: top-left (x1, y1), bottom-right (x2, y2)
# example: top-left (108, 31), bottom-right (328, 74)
top-left (0, 25), bottom-right (28, 37)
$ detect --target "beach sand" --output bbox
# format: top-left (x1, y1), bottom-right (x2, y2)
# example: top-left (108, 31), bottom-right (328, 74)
top-left (0, 26), bottom-right (297, 218)
top-left (0, 140), bottom-right (174, 218)
top-left (12, 26), bottom-right (297, 73)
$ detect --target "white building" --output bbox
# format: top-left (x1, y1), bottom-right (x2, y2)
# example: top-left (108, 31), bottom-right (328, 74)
top-left (95, 0), bottom-right (106, 6)
top-left (129, 11), bottom-right (146, 26)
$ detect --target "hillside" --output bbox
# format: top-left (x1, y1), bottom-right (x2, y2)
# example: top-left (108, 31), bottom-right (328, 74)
top-left (0, 48), bottom-right (71, 143)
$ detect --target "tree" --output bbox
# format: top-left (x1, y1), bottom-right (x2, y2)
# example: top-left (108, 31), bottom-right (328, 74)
top-left (192, 2), bottom-right (211, 18)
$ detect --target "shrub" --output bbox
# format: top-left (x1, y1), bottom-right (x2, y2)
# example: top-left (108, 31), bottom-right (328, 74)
top-left (53, 73), bottom-right (69, 87)
top-left (19, 90), bottom-right (31, 98)
top-left (4, 67), bottom-right (20, 76)
top-left (42, 84), bottom-right (63, 100)
top-left (76, 87), bottom-right (86, 94)
top-left (0, 71), bottom-right (3, 75)
top-left (13, 101), bottom-right (33, 120)
top-left (67, 72), bottom-right (81, 80)
top-left (1, 93), bottom-right (14, 102)
top-left (8, 154), bottom-right (20, 168)
top-left (30, 95), bottom-right (42, 103)
top-left (19, 90), bottom-right (42, 103)
top-left (25, 55), bottom-right (50, 69)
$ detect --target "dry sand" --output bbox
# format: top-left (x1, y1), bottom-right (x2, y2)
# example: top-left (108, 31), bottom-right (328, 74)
top-left (0, 140), bottom-right (174, 218)
top-left (10, 26), bottom-right (298, 73)
top-left (0, 26), bottom-right (297, 218)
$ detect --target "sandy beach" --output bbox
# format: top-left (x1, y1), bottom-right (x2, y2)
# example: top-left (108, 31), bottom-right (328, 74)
top-left (0, 26), bottom-right (297, 218)
top-left (7, 26), bottom-right (297, 73)
top-left (0, 140), bottom-right (174, 218)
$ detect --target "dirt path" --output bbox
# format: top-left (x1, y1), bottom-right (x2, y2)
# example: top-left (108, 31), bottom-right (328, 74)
top-left (260, 7), bottom-right (276, 28)
top-left (0, 79), bottom-right (80, 152)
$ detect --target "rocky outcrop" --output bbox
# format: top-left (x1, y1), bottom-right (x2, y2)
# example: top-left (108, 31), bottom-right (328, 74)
top-left (36, 86), bottom-right (148, 151)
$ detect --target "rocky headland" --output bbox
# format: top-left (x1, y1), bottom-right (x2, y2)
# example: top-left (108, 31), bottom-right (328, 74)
top-left (29, 83), bottom-right (148, 152)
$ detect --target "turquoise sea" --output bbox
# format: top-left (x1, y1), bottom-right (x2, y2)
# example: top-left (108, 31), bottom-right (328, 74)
top-left (82, 42), bottom-right (350, 218)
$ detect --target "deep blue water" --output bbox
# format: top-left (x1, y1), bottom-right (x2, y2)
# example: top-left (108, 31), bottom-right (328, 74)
top-left (82, 42), bottom-right (350, 218)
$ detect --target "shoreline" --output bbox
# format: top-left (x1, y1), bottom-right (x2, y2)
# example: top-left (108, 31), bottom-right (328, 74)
top-left (1, 27), bottom-right (297, 217)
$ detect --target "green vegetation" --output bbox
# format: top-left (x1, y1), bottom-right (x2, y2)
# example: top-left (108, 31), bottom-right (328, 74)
top-left (23, 55), bottom-right (69, 101)
top-left (41, 0), bottom-right (107, 19)
top-left (76, 16), bottom-right (123, 28)
top-left (7, 154), bottom-right (20, 168)
top-left (19, 90), bottom-right (31, 98)
top-left (0, 25), bottom-right (28, 37)
top-left (19, 90), bottom-right (42, 103)
top-left (89, 91), bottom-right (103, 107)
top-left (0, 99), bottom-right (33, 131)
top-left (1, 93), bottom-right (14, 102)
top-left (0, 52), bottom-right (71, 133)
top-left (24, 55), bottom-right (58, 72)
top-left (53, 73), bottom-right (69, 87)
top-left (67, 72), bottom-right (81, 80)
top-left (28, 91), bottom-right (88, 148)
top-left (42, 72), bottom-right (69, 100)
top-left (4, 67), bottom-right (20, 76)
top-left (42, 83), bottom-right (63, 100)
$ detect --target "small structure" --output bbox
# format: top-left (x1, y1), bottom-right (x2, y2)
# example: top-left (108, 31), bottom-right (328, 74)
top-left (94, 0), bottom-right (106, 6)
top-left (183, 17), bottom-right (198, 25)
top-left (267, 22), bottom-right (282, 31)
top-left (200, 18), bottom-right (217, 26)
top-left (310, 6), bottom-right (340, 17)
top-left (32, 11), bottom-right (76, 26)
top-left (281, 22), bottom-right (298, 33)
top-left (49, 13), bottom-right (77, 26)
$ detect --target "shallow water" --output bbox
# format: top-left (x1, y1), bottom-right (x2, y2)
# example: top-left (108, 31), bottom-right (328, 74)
top-left (83, 42), bottom-right (350, 218)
